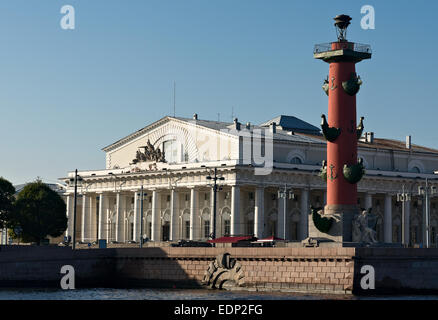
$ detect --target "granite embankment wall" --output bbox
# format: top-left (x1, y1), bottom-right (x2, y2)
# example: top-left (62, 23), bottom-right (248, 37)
top-left (1, 246), bottom-right (438, 295)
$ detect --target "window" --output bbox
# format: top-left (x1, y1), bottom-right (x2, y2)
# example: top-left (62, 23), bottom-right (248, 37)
top-left (393, 225), bottom-right (400, 243)
top-left (269, 220), bottom-right (277, 237)
top-left (224, 220), bottom-right (231, 236)
top-left (246, 220), bottom-right (253, 235)
top-left (290, 157), bottom-right (302, 164)
top-left (410, 226), bottom-right (419, 244)
top-left (163, 140), bottom-right (182, 163)
top-left (185, 221), bottom-right (190, 239)
top-left (411, 166), bottom-right (421, 173)
top-left (148, 222), bottom-right (152, 239)
top-left (290, 222), bottom-right (298, 240)
top-left (204, 221), bottom-right (210, 238)
top-left (249, 192), bottom-right (254, 200)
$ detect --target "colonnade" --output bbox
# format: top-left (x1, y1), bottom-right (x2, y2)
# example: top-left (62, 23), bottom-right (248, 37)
top-left (65, 188), bottom-right (433, 245)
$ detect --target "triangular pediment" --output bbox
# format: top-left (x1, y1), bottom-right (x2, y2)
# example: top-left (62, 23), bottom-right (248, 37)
top-left (104, 116), bottom-right (238, 169)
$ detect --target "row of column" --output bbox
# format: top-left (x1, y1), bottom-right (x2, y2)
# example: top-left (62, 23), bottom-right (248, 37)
top-left (65, 186), bottom-right (312, 243)
top-left (65, 189), bottom-right (409, 244)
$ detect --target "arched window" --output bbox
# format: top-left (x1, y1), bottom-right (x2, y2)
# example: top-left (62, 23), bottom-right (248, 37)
top-left (411, 166), bottom-right (421, 173)
top-left (290, 157), bottom-right (302, 164)
top-left (408, 160), bottom-right (424, 174)
top-left (108, 211), bottom-right (117, 242)
top-left (181, 210), bottom-right (190, 240)
top-left (268, 210), bottom-right (277, 237)
top-left (410, 215), bottom-right (420, 245)
top-left (127, 211), bottom-right (134, 241)
top-left (288, 209), bottom-right (300, 240)
top-left (221, 208), bottom-right (231, 237)
top-left (201, 208), bottom-right (210, 239)
top-left (245, 210), bottom-right (254, 236)
top-left (162, 209), bottom-right (171, 241)
top-left (162, 140), bottom-right (183, 163)
top-left (145, 210), bottom-right (152, 240)
top-left (392, 216), bottom-right (401, 243)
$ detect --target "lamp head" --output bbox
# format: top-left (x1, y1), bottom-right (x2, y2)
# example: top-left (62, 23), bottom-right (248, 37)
top-left (333, 14), bottom-right (352, 41)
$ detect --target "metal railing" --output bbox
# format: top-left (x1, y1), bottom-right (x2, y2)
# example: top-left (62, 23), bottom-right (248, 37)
top-left (314, 42), bottom-right (372, 54)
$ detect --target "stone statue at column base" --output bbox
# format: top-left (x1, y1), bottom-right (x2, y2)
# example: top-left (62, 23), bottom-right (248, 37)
top-left (352, 209), bottom-right (378, 244)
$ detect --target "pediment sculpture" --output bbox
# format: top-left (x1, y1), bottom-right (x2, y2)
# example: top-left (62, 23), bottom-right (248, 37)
top-left (131, 139), bottom-right (165, 164)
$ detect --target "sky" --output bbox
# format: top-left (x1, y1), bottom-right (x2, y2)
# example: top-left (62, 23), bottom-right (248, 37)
top-left (1, 0), bottom-right (437, 185)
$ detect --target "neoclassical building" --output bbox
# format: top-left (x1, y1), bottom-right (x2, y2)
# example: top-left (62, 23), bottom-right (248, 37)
top-left (61, 114), bottom-right (438, 246)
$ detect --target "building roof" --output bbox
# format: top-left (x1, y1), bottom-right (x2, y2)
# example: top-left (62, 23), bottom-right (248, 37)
top-left (102, 114), bottom-right (438, 155)
top-left (175, 116), bottom-right (325, 145)
top-left (260, 115), bottom-right (321, 135)
top-left (297, 132), bottom-right (438, 154)
top-left (14, 182), bottom-right (66, 195)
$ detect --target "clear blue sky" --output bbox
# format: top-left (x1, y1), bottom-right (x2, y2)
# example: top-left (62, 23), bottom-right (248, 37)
top-left (1, 0), bottom-right (437, 185)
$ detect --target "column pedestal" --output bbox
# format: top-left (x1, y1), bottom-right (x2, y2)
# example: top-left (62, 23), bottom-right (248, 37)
top-left (308, 204), bottom-right (359, 244)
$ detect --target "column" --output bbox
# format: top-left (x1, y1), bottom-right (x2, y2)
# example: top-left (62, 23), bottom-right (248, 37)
top-left (254, 187), bottom-right (265, 238)
top-left (190, 188), bottom-right (198, 240)
top-left (277, 191), bottom-right (285, 239)
top-left (300, 189), bottom-right (309, 240)
top-left (65, 195), bottom-right (72, 238)
top-left (81, 194), bottom-right (88, 242)
top-left (404, 200), bottom-right (410, 245)
top-left (170, 189), bottom-right (179, 241)
top-left (102, 194), bottom-right (110, 240)
top-left (151, 190), bottom-right (160, 241)
top-left (98, 194), bottom-right (105, 240)
top-left (365, 193), bottom-right (373, 211)
top-left (89, 196), bottom-right (97, 242)
top-left (231, 185), bottom-right (240, 236)
top-left (133, 190), bottom-right (139, 242)
top-left (116, 193), bottom-right (126, 242)
top-left (384, 194), bottom-right (392, 243)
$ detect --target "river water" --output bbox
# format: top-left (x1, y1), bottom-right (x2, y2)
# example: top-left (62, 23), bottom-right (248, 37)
top-left (0, 288), bottom-right (436, 300)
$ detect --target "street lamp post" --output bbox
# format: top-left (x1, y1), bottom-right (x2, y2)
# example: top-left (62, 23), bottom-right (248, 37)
top-left (397, 185), bottom-right (411, 247)
top-left (206, 168), bottom-right (224, 240)
top-left (277, 184), bottom-right (295, 240)
top-left (418, 178), bottom-right (437, 248)
top-left (70, 169), bottom-right (83, 250)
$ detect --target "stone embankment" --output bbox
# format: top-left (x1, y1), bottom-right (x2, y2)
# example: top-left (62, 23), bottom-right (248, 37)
top-left (1, 245), bottom-right (438, 295)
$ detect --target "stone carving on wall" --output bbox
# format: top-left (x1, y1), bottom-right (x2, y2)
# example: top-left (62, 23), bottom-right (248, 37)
top-left (352, 209), bottom-right (378, 243)
top-left (131, 139), bottom-right (165, 164)
top-left (202, 253), bottom-right (244, 289)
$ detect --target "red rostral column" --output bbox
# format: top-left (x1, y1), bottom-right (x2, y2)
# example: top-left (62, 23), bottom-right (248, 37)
top-left (314, 15), bottom-right (371, 241)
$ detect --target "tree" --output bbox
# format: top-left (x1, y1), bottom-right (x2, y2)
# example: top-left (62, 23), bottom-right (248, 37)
top-left (10, 180), bottom-right (67, 245)
top-left (0, 177), bottom-right (15, 229)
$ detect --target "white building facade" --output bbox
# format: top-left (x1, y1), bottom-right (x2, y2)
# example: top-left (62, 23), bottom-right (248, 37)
top-left (61, 115), bottom-right (438, 246)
